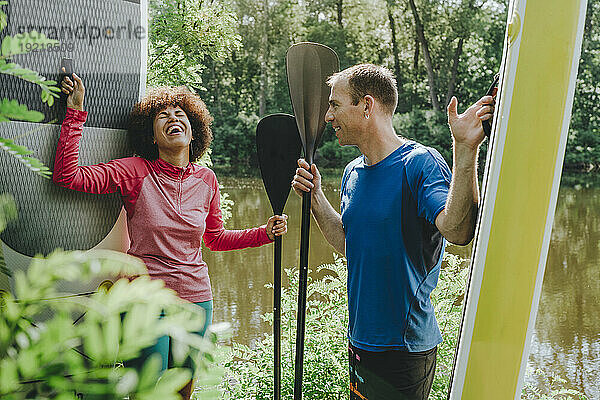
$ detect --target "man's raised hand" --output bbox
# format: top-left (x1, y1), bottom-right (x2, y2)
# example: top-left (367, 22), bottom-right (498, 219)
top-left (447, 95), bottom-right (495, 150)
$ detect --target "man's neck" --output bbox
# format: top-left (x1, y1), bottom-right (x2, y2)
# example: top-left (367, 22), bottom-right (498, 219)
top-left (359, 121), bottom-right (406, 166)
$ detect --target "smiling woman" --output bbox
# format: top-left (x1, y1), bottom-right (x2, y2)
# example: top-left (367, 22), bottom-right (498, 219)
top-left (128, 86), bottom-right (213, 164)
top-left (53, 74), bottom-right (289, 400)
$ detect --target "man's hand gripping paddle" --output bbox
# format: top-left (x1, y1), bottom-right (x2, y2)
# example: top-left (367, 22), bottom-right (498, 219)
top-left (256, 114), bottom-right (302, 400)
top-left (286, 42), bottom-right (339, 400)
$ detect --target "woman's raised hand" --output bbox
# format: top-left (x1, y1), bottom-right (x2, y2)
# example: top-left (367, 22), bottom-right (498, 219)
top-left (266, 214), bottom-right (288, 240)
top-left (60, 69), bottom-right (85, 111)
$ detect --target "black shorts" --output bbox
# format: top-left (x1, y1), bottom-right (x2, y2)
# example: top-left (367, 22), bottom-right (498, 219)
top-left (348, 342), bottom-right (437, 400)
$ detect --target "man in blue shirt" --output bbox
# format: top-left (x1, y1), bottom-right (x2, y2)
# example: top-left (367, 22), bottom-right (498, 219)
top-left (292, 64), bottom-right (494, 399)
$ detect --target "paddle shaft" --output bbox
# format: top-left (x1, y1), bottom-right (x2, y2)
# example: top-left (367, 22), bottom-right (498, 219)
top-left (294, 190), bottom-right (312, 400)
top-left (274, 235), bottom-right (282, 400)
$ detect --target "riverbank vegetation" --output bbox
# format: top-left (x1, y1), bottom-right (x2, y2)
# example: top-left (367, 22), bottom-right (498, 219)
top-left (148, 0), bottom-right (600, 174)
top-left (213, 252), bottom-right (588, 399)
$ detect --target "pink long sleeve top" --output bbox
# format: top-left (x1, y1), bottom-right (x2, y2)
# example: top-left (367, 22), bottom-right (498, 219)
top-left (54, 108), bottom-right (272, 302)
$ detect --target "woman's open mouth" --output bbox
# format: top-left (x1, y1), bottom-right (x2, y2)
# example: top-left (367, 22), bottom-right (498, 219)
top-left (166, 125), bottom-right (185, 136)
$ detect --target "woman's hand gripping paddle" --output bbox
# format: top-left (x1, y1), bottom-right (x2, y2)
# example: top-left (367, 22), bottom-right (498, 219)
top-left (286, 42), bottom-right (339, 400)
top-left (256, 114), bottom-right (302, 400)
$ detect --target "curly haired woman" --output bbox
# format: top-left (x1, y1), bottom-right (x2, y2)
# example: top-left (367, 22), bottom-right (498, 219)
top-left (54, 73), bottom-right (287, 399)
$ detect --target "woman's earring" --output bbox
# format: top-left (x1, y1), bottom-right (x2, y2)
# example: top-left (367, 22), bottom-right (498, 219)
top-left (364, 113), bottom-right (369, 120)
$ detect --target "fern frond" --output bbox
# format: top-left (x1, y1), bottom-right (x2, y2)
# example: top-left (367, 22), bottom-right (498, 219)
top-left (0, 3), bottom-right (6, 32)
top-left (0, 193), bottom-right (17, 277)
top-left (0, 98), bottom-right (44, 123)
top-left (0, 137), bottom-right (51, 178)
top-left (1, 31), bottom-right (58, 59)
top-left (0, 59), bottom-right (60, 106)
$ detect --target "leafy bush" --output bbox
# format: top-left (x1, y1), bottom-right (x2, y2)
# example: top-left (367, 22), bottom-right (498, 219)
top-left (429, 254), bottom-right (469, 399)
top-left (393, 110), bottom-right (453, 165)
top-left (220, 254), bottom-right (349, 399)
top-left (211, 112), bottom-right (260, 172)
top-left (0, 198), bottom-right (227, 400)
top-left (218, 251), bottom-right (588, 400)
top-left (316, 126), bottom-right (361, 169)
top-left (220, 252), bottom-right (468, 399)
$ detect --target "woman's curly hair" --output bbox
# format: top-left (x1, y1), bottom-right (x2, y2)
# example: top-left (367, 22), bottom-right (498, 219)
top-left (128, 86), bottom-right (213, 161)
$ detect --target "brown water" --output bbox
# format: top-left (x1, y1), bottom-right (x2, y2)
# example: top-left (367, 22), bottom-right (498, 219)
top-left (204, 176), bottom-right (599, 398)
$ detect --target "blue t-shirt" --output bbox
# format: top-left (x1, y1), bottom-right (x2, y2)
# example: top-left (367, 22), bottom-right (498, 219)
top-left (340, 141), bottom-right (451, 352)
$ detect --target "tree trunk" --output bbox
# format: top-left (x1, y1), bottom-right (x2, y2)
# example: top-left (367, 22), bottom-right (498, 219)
top-left (387, 7), bottom-right (401, 84)
top-left (412, 37), bottom-right (419, 110)
top-left (387, 4), bottom-right (403, 111)
top-left (337, 0), bottom-right (343, 27)
top-left (259, 57), bottom-right (267, 117)
top-left (407, 0), bottom-right (440, 112)
top-left (211, 59), bottom-right (222, 116)
top-left (445, 37), bottom-right (464, 107)
top-left (259, 1), bottom-right (269, 117)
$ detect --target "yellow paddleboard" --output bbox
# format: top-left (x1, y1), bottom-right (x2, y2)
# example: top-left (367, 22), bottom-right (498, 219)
top-left (449, 0), bottom-right (588, 398)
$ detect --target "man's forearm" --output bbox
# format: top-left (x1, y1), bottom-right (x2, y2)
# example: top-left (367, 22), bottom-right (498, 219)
top-left (311, 189), bottom-right (346, 255)
top-left (437, 142), bottom-right (480, 245)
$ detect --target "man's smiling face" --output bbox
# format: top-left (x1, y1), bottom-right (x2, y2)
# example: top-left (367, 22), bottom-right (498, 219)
top-left (325, 79), bottom-right (364, 147)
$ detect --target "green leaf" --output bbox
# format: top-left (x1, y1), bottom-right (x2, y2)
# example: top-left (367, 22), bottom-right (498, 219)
top-left (0, 9), bottom-right (6, 33)
top-left (0, 137), bottom-right (51, 178)
top-left (116, 369), bottom-right (139, 395)
top-left (0, 359), bottom-right (19, 393)
top-left (16, 347), bottom-right (37, 377)
top-left (103, 312), bottom-right (120, 362)
top-left (0, 98), bottom-right (44, 122)
top-left (83, 318), bottom-right (104, 362)
top-left (153, 367), bottom-right (191, 394)
top-left (1, 31), bottom-right (58, 59)
top-left (137, 353), bottom-right (162, 390)
top-left (0, 61), bottom-right (60, 105)
top-left (0, 193), bottom-right (17, 233)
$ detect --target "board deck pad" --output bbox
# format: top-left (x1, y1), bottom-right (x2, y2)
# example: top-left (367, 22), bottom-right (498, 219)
top-left (0, 0), bottom-right (146, 260)
top-left (0, 0), bottom-right (145, 128)
top-left (0, 123), bottom-right (130, 256)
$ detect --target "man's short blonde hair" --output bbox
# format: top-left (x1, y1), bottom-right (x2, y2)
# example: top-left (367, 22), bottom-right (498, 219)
top-left (327, 64), bottom-right (398, 116)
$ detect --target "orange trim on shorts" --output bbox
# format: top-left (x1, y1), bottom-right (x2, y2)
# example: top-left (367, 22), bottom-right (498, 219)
top-left (350, 383), bottom-right (368, 400)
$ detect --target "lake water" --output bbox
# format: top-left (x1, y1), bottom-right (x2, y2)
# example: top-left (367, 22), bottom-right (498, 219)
top-left (203, 175), bottom-right (599, 399)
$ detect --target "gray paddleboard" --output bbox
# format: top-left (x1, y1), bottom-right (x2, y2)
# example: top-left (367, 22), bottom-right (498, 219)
top-left (0, 0), bottom-right (147, 294)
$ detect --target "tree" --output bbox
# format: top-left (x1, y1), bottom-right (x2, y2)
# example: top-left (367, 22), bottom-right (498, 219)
top-left (147, 0), bottom-right (241, 88)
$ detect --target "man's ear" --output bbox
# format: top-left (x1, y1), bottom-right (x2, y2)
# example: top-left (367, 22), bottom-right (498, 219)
top-left (363, 95), bottom-right (375, 116)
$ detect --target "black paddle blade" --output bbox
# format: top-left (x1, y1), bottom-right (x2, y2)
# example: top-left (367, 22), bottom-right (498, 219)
top-left (286, 42), bottom-right (339, 164)
top-left (256, 114), bottom-right (303, 215)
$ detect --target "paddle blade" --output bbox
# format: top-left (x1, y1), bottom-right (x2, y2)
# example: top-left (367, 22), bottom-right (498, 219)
top-left (256, 114), bottom-right (303, 215)
top-left (286, 42), bottom-right (339, 164)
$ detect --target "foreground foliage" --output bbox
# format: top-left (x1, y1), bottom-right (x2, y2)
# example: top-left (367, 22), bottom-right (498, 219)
top-left (0, 197), bottom-right (227, 400)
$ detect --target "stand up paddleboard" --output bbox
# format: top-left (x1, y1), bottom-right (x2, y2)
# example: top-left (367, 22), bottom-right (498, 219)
top-left (449, 0), bottom-right (587, 398)
top-left (0, 0), bottom-right (148, 296)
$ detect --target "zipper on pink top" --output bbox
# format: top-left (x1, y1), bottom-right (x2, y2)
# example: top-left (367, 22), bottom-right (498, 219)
top-left (177, 169), bottom-right (183, 213)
